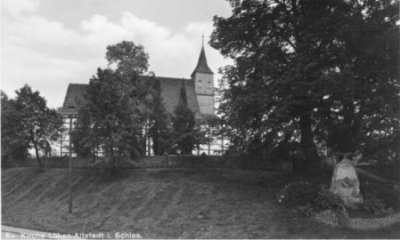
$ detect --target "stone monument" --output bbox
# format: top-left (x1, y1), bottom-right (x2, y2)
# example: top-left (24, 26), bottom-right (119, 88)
top-left (330, 157), bottom-right (363, 206)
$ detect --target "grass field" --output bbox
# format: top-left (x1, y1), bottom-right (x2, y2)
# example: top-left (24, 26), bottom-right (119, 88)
top-left (2, 167), bottom-right (400, 238)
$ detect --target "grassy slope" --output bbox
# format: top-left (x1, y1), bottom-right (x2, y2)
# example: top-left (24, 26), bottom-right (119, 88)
top-left (2, 168), bottom-right (400, 238)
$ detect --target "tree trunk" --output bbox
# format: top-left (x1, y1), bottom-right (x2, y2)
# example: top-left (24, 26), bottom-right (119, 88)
top-left (339, 103), bottom-right (357, 153)
top-left (298, 113), bottom-right (320, 174)
top-left (34, 141), bottom-right (43, 170)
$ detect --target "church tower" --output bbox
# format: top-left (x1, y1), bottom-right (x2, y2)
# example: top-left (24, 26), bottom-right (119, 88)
top-left (191, 39), bottom-right (214, 116)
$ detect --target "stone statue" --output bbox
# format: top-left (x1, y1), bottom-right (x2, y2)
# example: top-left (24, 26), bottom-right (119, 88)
top-left (330, 157), bottom-right (363, 206)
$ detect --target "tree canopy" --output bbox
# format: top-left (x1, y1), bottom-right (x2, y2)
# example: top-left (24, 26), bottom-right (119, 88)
top-left (12, 85), bottom-right (63, 169)
top-left (211, 0), bottom-right (399, 172)
top-left (1, 91), bottom-right (30, 166)
top-left (73, 41), bottom-right (164, 171)
top-left (106, 41), bottom-right (149, 77)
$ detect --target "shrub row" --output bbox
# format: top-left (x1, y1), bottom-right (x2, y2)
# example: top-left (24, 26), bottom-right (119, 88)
top-left (277, 179), bottom-right (400, 229)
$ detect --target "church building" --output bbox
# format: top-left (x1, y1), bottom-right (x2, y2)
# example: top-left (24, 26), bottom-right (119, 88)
top-left (60, 43), bottom-right (216, 155)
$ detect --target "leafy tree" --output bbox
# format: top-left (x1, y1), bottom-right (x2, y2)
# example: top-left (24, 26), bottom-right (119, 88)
top-left (14, 85), bottom-right (63, 169)
top-left (73, 41), bottom-right (160, 171)
top-left (1, 91), bottom-right (29, 166)
top-left (211, 0), bottom-right (399, 173)
top-left (106, 41), bottom-right (149, 77)
top-left (172, 84), bottom-right (197, 154)
top-left (315, 0), bottom-right (400, 162)
top-left (75, 69), bottom-right (144, 170)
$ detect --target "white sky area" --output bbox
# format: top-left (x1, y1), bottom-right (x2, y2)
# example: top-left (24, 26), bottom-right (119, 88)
top-left (1, 0), bottom-right (233, 108)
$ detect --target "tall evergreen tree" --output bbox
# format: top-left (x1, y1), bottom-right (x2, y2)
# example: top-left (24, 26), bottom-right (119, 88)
top-left (71, 104), bottom-right (98, 159)
top-left (149, 79), bottom-right (172, 155)
top-left (172, 84), bottom-right (197, 154)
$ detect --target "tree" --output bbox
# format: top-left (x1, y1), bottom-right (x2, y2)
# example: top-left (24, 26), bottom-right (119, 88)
top-left (149, 79), bottom-right (172, 155)
top-left (71, 104), bottom-right (97, 159)
top-left (211, 0), bottom-right (399, 173)
top-left (1, 91), bottom-right (29, 166)
top-left (75, 69), bottom-right (144, 170)
top-left (73, 41), bottom-right (160, 171)
top-left (14, 85), bottom-right (64, 169)
top-left (315, 0), bottom-right (400, 162)
top-left (106, 41), bottom-right (149, 77)
top-left (172, 84), bottom-right (197, 154)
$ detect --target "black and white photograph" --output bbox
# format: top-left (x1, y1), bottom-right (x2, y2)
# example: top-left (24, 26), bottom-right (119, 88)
top-left (1, 0), bottom-right (399, 239)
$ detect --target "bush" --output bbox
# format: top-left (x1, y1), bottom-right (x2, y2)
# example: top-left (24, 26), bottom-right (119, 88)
top-left (314, 210), bottom-right (340, 227)
top-left (277, 181), bottom-right (345, 216)
top-left (348, 187), bottom-right (399, 218)
top-left (313, 190), bottom-right (345, 213)
top-left (277, 181), bottom-right (317, 206)
top-left (366, 184), bottom-right (400, 210)
top-left (277, 178), bottom-right (400, 229)
top-left (360, 193), bottom-right (387, 216)
top-left (279, 180), bottom-right (400, 219)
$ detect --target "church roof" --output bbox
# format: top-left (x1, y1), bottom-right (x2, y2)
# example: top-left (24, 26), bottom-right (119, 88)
top-left (191, 45), bottom-right (214, 77)
top-left (154, 76), bottom-right (201, 118)
top-left (61, 83), bottom-right (88, 116)
top-left (61, 76), bottom-right (202, 119)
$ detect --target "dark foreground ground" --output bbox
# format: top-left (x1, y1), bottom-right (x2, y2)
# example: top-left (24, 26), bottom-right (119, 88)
top-left (2, 167), bottom-right (400, 238)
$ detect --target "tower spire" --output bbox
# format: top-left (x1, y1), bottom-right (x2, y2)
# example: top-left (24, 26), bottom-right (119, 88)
top-left (191, 35), bottom-right (214, 77)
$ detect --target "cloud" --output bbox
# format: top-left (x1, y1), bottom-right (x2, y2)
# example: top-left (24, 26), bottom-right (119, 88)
top-left (1, 0), bottom-right (231, 108)
top-left (2, 0), bottom-right (39, 18)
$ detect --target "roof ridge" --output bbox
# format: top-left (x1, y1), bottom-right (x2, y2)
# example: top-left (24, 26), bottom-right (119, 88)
top-left (66, 76), bottom-right (192, 85)
top-left (152, 76), bottom-right (191, 81)
top-left (68, 83), bottom-right (89, 85)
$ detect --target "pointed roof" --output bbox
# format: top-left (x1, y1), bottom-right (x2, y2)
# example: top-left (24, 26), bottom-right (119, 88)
top-left (191, 43), bottom-right (214, 77)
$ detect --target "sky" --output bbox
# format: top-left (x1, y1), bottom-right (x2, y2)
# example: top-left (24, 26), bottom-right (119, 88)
top-left (1, 0), bottom-right (233, 108)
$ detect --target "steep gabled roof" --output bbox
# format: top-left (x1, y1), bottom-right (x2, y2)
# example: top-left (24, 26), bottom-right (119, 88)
top-left (61, 76), bottom-right (202, 119)
top-left (191, 45), bottom-right (214, 77)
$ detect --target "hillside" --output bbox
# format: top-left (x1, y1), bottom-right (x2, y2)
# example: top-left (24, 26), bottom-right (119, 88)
top-left (2, 168), bottom-right (400, 238)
